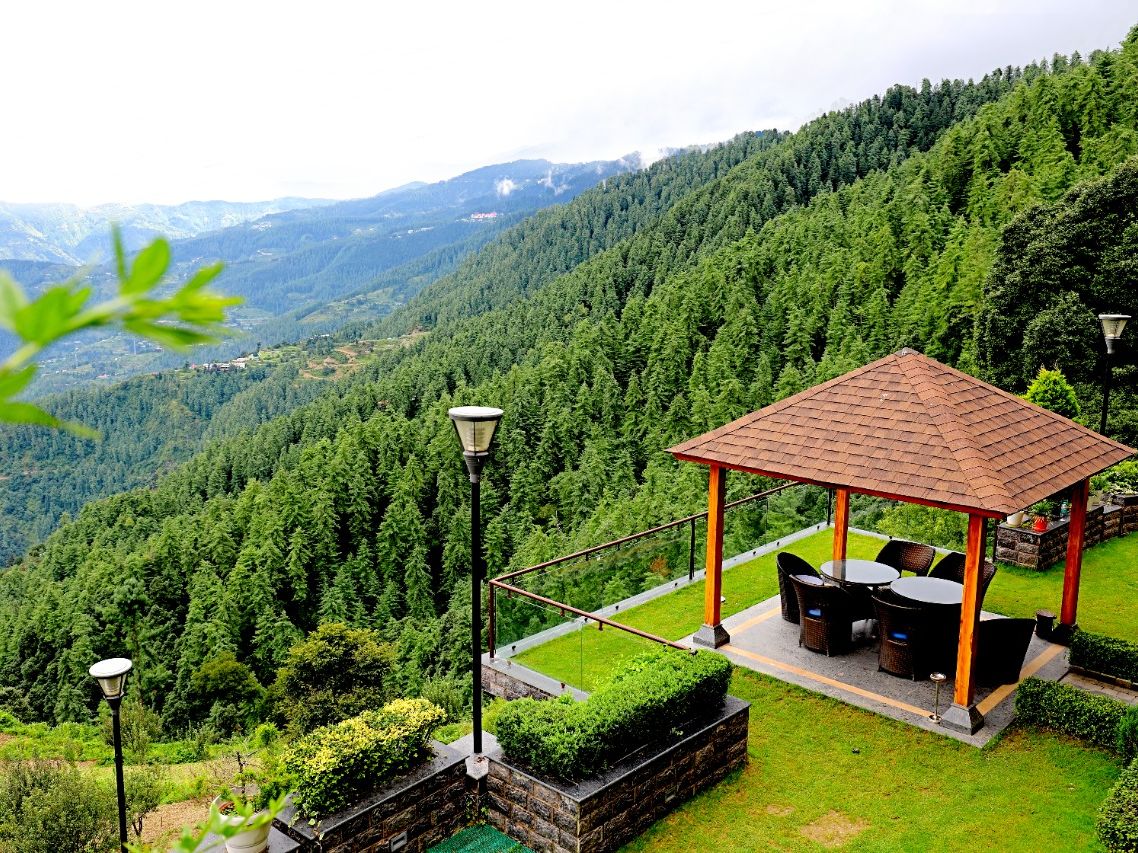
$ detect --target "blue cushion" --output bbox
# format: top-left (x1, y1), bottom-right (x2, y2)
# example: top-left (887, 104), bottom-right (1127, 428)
top-left (806, 608), bottom-right (823, 617)
top-left (889, 631), bottom-right (909, 641)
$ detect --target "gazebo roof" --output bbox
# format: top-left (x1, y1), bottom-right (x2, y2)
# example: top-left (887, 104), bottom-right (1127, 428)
top-left (669, 349), bottom-right (1134, 517)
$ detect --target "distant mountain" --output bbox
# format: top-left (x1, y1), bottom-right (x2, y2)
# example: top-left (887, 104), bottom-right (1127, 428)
top-left (0, 197), bottom-right (335, 264)
top-left (3, 156), bottom-right (640, 392)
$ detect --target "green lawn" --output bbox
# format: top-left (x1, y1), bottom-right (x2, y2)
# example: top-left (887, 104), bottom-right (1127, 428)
top-left (625, 668), bottom-right (1120, 852)
top-left (514, 529), bottom-right (1138, 689)
top-left (507, 529), bottom-right (1138, 851)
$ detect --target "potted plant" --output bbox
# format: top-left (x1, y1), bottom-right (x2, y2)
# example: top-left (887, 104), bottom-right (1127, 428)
top-left (212, 725), bottom-right (287, 853)
top-left (1030, 501), bottom-right (1054, 532)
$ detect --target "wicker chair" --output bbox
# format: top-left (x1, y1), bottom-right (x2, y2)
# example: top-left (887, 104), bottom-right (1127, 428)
top-left (974, 617), bottom-right (1035, 687)
top-left (873, 590), bottom-right (938, 680)
top-left (930, 553), bottom-right (999, 609)
top-left (875, 539), bottom-right (937, 576)
top-left (776, 552), bottom-right (820, 624)
top-left (789, 574), bottom-right (856, 656)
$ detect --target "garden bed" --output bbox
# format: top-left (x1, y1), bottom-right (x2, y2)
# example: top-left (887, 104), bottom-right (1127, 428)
top-left (486, 696), bottom-right (749, 853)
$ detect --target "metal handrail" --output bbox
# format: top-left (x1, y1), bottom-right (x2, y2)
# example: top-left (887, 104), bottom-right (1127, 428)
top-left (487, 481), bottom-right (802, 658)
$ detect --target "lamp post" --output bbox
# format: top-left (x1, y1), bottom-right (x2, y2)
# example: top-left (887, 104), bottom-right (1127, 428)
top-left (1098, 314), bottom-right (1130, 435)
top-left (90, 657), bottom-right (132, 852)
top-left (448, 405), bottom-right (503, 757)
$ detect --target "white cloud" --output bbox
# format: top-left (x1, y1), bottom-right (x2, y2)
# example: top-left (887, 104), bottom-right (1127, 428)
top-left (495, 178), bottom-right (518, 197)
top-left (0, 0), bottom-right (1132, 205)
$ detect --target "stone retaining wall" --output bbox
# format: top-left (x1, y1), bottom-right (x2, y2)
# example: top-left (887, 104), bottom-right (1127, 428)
top-left (485, 696), bottom-right (750, 853)
top-left (273, 742), bottom-right (467, 852)
top-left (997, 502), bottom-right (1123, 570)
top-left (482, 655), bottom-right (587, 702)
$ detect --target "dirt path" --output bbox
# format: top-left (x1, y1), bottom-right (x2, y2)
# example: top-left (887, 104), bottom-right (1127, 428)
top-left (141, 797), bottom-right (212, 847)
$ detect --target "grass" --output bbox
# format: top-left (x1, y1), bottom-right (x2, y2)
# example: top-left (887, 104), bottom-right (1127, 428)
top-left (625, 668), bottom-right (1120, 852)
top-left (509, 528), bottom-right (1137, 849)
top-left (514, 528), bottom-right (1138, 689)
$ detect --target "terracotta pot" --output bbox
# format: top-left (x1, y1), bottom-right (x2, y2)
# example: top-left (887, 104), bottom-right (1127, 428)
top-left (1032, 515), bottom-right (1048, 533)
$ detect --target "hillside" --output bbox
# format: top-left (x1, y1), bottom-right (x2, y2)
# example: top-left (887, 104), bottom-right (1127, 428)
top-left (1, 30), bottom-right (1136, 734)
top-left (6, 158), bottom-right (639, 393)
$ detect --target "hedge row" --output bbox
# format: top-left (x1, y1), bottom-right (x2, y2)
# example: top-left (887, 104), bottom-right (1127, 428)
top-left (282, 698), bottom-right (445, 818)
top-left (1099, 760), bottom-right (1138, 852)
top-left (1071, 630), bottom-right (1138, 684)
top-left (495, 647), bottom-right (732, 780)
top-left (1015, 677), bottom-right (1129, 753)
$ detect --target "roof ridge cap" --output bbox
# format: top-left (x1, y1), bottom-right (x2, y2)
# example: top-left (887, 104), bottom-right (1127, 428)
top-left (895, 352), bottom-right (1014, 509)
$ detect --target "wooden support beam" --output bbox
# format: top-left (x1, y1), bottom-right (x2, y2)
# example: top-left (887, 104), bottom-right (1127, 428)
top-left (944, 513), bottom-right (985, 734)
top-left (694, 465), bottom-right (729, 648)
top-left (1060, 478), bottom-right (1091, 631)
top-left (832, 488), bottom-right (850, 562)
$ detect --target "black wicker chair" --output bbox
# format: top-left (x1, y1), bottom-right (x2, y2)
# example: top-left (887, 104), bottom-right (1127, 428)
top-left (776, 552), bottom-right (820, 624)
top-left (875, 539), bottom-right (937, 576)
top-left (873, 589), bottom-right (938, 680)
top-left (789, 574), bottom-right (856, 656)
top-left (974, 617), bottom-right (1035, 687)
top-left (930, 553), bottom-right (999, 609)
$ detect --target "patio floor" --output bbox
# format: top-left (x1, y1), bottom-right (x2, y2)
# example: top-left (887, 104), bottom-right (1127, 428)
top-left (680, 594), bottom-right (1070, 747)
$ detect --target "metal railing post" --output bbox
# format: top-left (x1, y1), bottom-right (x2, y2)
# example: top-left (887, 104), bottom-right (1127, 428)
top-left (488, 581), bottom-right (496, 658)
top-left (688, 518), bottom-right (696, 581)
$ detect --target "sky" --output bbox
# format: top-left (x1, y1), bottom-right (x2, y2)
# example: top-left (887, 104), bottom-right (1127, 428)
top-left (2, 1), bottom-right (1135, 207)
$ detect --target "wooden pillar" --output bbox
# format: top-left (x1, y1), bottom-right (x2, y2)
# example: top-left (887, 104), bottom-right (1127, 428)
top-left (832, 488), bottom-right (850, 562)
top-left (694, 465), bottom-right (729, 648)
top-left (1060, 478), bottom-right (1091, 632)
top-left (944, 513), bottom-right (986, 734)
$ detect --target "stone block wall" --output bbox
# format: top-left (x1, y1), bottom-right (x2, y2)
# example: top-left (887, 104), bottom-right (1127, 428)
top-left (1118, 493), bottom-right (1138, 534)
top-left (485, 696), bottom-right (750, 853)
top-left (273, 743), bottom-right (467, 852)
top-left (482, 655), bottom-right (587, 702)
top-left (997, 502), bottom-right (1122, 570)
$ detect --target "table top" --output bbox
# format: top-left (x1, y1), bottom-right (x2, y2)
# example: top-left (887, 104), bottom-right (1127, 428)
top-left (820, 559), bottom-right (900, 586)
top-left (891, 576), bottom-right (964, 605)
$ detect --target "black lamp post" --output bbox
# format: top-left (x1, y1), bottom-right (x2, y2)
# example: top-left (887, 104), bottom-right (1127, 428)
top-left (90, 657), bottom-right (132, 852)
top-left (1098, 313), bottom-right (1130, 435)
top-left (448, 405), bottom-right (503, 757)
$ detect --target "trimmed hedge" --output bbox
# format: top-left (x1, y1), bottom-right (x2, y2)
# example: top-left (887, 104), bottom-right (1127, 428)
top-left (495, 647), bottom-right (732, 780)
top-left (1015, 677), bottom-right (1128, 752)
top-left (1071, 630), bottom-right (1138, 684)
top-left (1099, 759), bottom-right (1138, 852)
top-left (281, 698), bottom-right (445, 819)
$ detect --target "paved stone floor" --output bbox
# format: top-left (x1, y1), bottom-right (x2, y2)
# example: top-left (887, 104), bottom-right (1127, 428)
top-left (1060, 671), bottom-right (1138, 705)
top-left (681, 595), bottom-right (1070, 747)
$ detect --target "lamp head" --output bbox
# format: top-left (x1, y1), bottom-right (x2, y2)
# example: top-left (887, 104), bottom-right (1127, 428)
top-left (448, 406), bottom-right (503, 478)
top-left (89, 657), bottom-right (132, 702)
top-left (1099, 314), bottom-right (1131, 355)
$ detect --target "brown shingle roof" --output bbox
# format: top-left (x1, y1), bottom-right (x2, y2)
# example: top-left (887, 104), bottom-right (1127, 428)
top-left (668, 349), bottom-right (1134, 516)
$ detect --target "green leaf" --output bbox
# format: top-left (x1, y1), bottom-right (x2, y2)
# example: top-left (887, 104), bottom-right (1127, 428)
top-left (122, 319), bottom-right (216, 350)
top-left (0, 365), bottom-right (37, 399)
top-left (112, 225), bottom-right (127, 282)
top-left (0, 400), bottom-right (97, 438)
top-left (0, 273), bottom-right (29, 332)
top-left (181, 262), bottom-right (224, 292)
top-left (123, 238), bottom-right (171, 295)
top-left (12, 286), bottom-right (90, 344)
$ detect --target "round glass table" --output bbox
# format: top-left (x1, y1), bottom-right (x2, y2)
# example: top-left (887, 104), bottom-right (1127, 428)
top-left (820, 559), bottom-right (900, 587)
top-left (891, 576), bottom-right (964, 605)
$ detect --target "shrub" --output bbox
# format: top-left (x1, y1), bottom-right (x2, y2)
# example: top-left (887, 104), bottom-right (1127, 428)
top-left (1071, 630), bottom-right (1138, 684)
top-left (419, 676), bottom-right (465, 724)
top-left (1120, 706), bottom-right (1138, 763)
top-left (1015, 677), bottom-right (1127, 752)
top-left (0, 760), bottom-right (117, 853)
top-left (1024, 366), bottom-right (1081, 420)
top-left (281, 698), bottom-right (445, 819)
top-left (271, 623), bottom-right (395, 735)
top-left (1098, 759), bottom-right (1138, 852)
top-left (495, 648), bottom-right (732, 780)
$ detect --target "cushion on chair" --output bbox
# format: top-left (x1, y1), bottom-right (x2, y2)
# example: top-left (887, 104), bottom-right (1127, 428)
top-left (806, 608), bottom-right (823, 617)
top-left (889, 631), bottom-right (909, 641)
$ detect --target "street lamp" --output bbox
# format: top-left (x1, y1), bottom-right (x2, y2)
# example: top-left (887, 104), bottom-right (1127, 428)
top-left (90, 657), bottom-right (132, 852)
top-left (1098, 314), bottom-right (1130, 435)
top-left (448, 405), bottom-right (503, 757)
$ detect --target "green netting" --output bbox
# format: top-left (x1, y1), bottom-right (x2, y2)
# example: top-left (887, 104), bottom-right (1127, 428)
top-left (429, 825), bottom-right (533, 853)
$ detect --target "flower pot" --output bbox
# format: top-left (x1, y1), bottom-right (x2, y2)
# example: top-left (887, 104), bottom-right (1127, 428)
top-left (1005, 511), bottom-right (1025, 528)
top-left (211, 796), bottom-right (269, 853)
top-left (1032, 515), bottom-right (1048, 533)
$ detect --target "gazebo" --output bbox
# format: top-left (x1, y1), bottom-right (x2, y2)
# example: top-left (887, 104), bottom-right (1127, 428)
top-left (669, 349), bottom-right (1133, 733)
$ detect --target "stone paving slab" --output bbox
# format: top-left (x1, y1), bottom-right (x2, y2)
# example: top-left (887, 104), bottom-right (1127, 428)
top-left (682, 595), bottom-right (1070, 747)
top-left (1060, 671), bottom-right (1138, 705)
